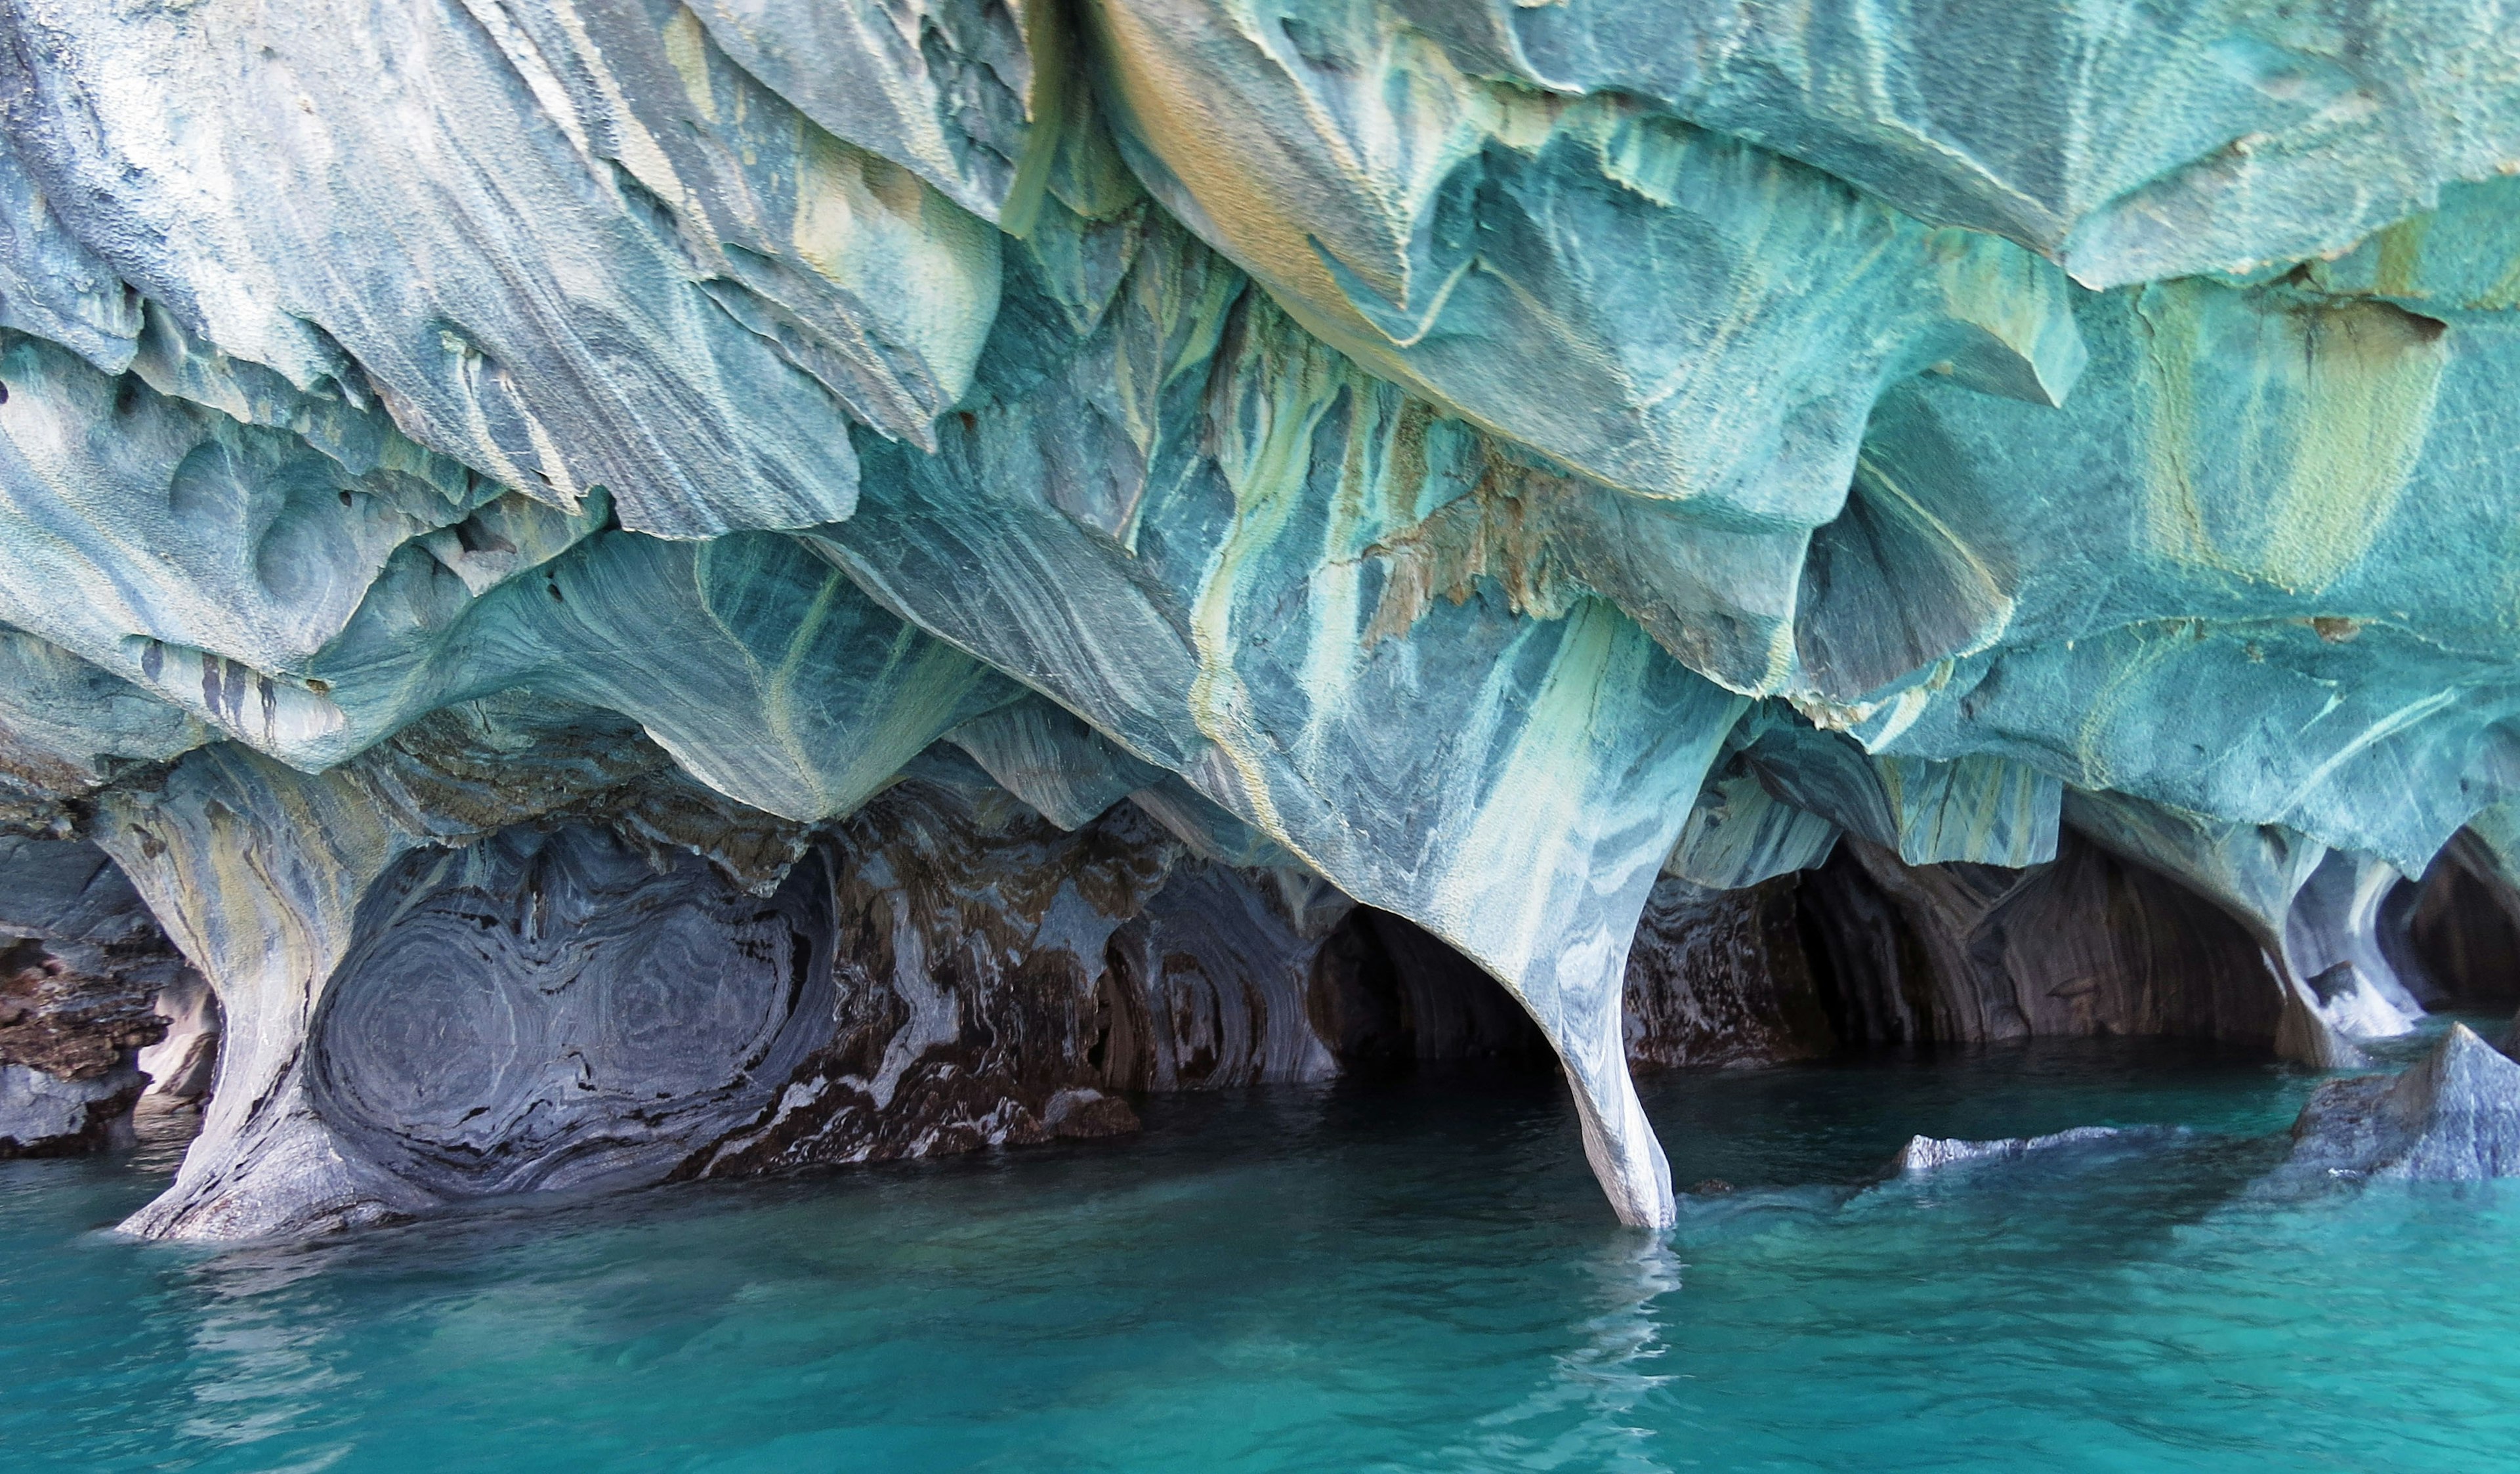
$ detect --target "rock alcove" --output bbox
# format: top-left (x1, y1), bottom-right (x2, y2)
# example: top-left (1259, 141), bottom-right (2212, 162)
top-left (5, 0), bottom-right (2520, 1232)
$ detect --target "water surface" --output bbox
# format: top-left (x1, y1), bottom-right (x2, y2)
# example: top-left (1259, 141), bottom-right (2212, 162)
top-left (8, 1032), bottom-right (2516, 1472)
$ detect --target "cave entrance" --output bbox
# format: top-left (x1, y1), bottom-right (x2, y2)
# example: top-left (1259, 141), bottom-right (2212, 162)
top-left (1629, 834), bottom-right (2298, 1068)
top-left (1306, 908), bottom-right (1553, 1079)
top-left (2398, 847), bottom-right (2520, 1012)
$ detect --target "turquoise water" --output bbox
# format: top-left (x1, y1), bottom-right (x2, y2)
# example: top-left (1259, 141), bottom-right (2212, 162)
top-left (9, 1034), bottom-right (2519, 1473)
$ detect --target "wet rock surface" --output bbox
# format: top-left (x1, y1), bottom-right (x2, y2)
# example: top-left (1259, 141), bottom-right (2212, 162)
top-left (1891, 1126), bottom-right (2155, 1175)
top-left (2280, 1024), bottom-right (2520, 1183)
top-left (0, 835), bottom-right (196, 1153)
top-left (0, 0), bottom-right (2517, 1231)
top-left (0, 1062), bottom-right (140, 1155)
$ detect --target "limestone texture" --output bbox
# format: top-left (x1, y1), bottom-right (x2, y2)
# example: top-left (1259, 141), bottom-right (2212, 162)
top-left (0, 0), bottom-right (2516, 1233)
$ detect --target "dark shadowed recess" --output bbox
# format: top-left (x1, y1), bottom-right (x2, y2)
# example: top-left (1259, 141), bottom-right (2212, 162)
top-left (2403, 834), bottom-right (2520, 1011)
top-left (1794, 835), bottom-right (2284, 1055)
top-left (1330, 822), bottom-right (2362, 1088)
top-left (1623, 828), bottom-right (2520, 1075)
top-left (1307, 910), bottom-right (1553, 1077)
top-left (90, 801), bottom-right (2520, 1218)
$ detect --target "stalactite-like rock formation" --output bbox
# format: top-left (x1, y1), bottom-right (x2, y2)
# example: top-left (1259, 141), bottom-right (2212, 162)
top-left (3, 0), bottom-right (2520, 1232)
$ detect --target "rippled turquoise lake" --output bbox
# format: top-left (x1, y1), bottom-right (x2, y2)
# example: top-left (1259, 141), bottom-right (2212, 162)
top-left (9, 1035), bottom-right (2518, 1472)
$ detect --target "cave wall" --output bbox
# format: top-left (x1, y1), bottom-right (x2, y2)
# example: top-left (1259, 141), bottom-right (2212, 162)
top-left (2406, 835), bottom-right (2520, 1010)
top-left (5, 0), bottom-right (2520, 1229)
top-left (1622, 876), bottom-right (1835, 1070)
top-left (95, 707), bottom-right (1561, 1238)
top-left (0, 835), bottom-right (197, 1154)
top-left (1794, 835), bottom-right (2284, 1051)
top-left (1614, 831), bottom-right (2303, 1069)
top-left (30, 718), bottom-right (2520, 1238)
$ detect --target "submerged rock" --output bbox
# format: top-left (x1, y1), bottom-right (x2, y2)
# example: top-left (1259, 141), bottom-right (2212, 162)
top-left (2280, 1024), bottom-right (2520, 1182)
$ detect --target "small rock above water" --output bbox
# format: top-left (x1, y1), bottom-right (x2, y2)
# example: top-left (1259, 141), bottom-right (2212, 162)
top-left (1891, 1126), bottom-right (2134, 1173)
top-left (2282, 1024), bottom-right (2520, 1181)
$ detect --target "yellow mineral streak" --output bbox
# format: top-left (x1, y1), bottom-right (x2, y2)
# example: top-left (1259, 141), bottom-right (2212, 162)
top-left (2136, 282), bottom-right (2445, 595)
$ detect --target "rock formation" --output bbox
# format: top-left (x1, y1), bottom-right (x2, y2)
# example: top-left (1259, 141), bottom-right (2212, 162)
top-left (1890, 1126), bottom-right (2156, 1175)
top-left (2278, 1024), bottom-right (2520, 1182)
top-left (0, 834), bottom-right (195, 1153)
top-left (1, 0), bottom-right (2519, 1232)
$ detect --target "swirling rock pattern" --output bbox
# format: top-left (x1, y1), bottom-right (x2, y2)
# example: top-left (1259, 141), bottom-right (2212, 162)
top-left (112, 736), bottom-right (1570, 1235)
top-left (3, 0), bottom-right (2519, 1229)
top-left (1622, 876), bottom-right (1834, 1071)
top-left (309, 826), bottom-right (838, 1198)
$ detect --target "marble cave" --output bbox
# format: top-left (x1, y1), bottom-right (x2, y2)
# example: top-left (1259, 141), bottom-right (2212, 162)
top-left (11, 4), bottom-right (2520, 1465)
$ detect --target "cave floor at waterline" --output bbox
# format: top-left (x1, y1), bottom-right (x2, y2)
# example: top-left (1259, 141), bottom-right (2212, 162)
top-left (8, 1034), bottom-right (2515, 1473)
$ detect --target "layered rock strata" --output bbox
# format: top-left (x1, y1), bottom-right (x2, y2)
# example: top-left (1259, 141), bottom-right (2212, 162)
top-left (1, 0), bottom-right (2517, 1229)
top-left (0, 835), bottom-right (196, 1153)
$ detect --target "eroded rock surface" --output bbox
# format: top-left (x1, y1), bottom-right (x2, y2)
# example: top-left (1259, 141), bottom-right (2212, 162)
top-left (1623, 875), bottom-right (1833, 1071)
top-left (2280, 1024), bottom-right (2520, 1182)
top-left (0, 835), bottom-right (195, 1153)
top-left (0, 0), bottom-right (2515, 1231)
top-left (1891, 1127), bottom-right (2147, 1175)
top-left (114, 726), bottom-right (1559, 1238)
